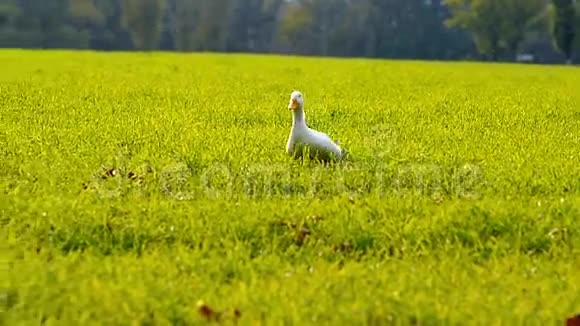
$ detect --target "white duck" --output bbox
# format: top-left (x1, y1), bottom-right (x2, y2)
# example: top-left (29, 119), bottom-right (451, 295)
top-left (286, 90), bottom-right (347, 162)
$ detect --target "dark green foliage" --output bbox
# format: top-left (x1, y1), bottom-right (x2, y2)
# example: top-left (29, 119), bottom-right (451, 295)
top-left (0, 0), bottom-right (90, 48)
top-left (121, 0), bottom-right (166, 50)
top-left (0, 1), bottom-right (577, 63)
top-left (444, 0), bottom-right (546, 61)
top-left (0, 0), bottom-right (19, 27)
top-left (551, 0), bottom-right (576, 63)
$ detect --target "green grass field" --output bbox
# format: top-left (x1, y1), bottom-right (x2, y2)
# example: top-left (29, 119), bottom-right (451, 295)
top-left (2, 49), bottom-right (580, 325)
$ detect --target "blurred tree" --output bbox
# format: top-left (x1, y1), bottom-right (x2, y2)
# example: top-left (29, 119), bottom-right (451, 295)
top-left (421, 0), bottom-right (476, 60)
top-left (191, 0), bottom-right (232, 52)
top-left (325, 0), bottom-right (473, 60)
top-left (92, 0), bottom-right (133, 50)
top-left (12, 0), bottom-right (90, 48)
top-left (445, 0), bottom-right (546, 61)
top-left (227, 0), bottom-right (262, 52)
top-left (363, 0), bottom-right (420, 58)
top-left (226, 0), bottom-right (283, 53)
top-left (333, 1), bottom-right (374, 57)
top-left (68, 0), bottom-right (120, 49)
top-left (550, 0), bottom-right (576, 64)
top-left (69, 0), bottom-right (103, 24)
top-left (277, 0), bottom-right (315, 54)
top-left (0, 0), bottom-right (566, 63)
top-left (0, 0), bottom-right (22, 47)
top-left (577, 2), bottom-right (580, 58)
top-left (365, 0), bottom-right (453, 59)
top-left (121, 0), bottom-right (167, 50)
top-left (500, 0), bottom-right (546, 55)
top-left (0, 0), bottom-right (19, 27)
top-left (169, 0), bottom-right (199, 51)
top-left (309, 0), bottom-right (349, 56)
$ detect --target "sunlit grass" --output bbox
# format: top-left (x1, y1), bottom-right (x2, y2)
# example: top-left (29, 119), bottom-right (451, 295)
top-left (1, 49), bottom-right (580, 325)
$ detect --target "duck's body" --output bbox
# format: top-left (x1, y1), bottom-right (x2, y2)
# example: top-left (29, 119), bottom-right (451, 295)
top-left (285, 91), bottom-right (346, 162)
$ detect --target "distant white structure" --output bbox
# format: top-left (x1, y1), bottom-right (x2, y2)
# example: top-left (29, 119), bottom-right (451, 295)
top-left (516, 53), bottom-right (535, 63)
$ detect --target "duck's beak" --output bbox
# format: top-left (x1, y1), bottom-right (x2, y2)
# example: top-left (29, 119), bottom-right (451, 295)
top-left (288, 98), bottom-right (298, 110)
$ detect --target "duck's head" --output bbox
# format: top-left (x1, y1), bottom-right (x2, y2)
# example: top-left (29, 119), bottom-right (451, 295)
top-left (288, 90), bottom-right (304, 111)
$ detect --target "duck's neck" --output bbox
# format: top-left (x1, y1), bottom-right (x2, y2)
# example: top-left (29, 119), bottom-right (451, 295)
top-left (292, 108), bottom-right (307, 129)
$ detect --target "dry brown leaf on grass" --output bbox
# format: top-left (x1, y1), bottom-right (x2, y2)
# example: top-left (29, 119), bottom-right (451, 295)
top-left (197, 300), bottom-right (241, 323)
top-left (567, 314), bottom-right (580, 326)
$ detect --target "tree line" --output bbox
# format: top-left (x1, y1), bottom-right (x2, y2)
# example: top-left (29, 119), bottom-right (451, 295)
top-left (0, 0), bottom-right (578, 64)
